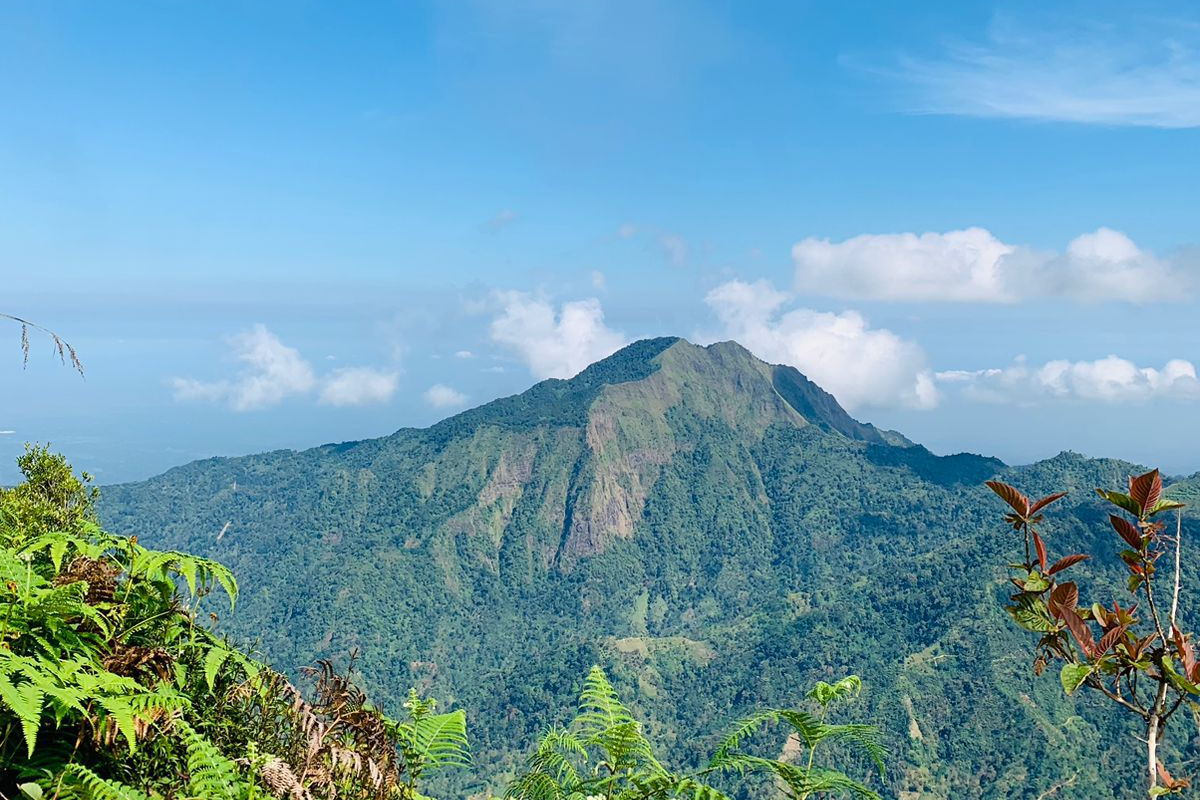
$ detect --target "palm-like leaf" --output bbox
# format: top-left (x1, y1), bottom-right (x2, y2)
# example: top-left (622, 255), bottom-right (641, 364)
top-left (713, 755), bottom-right (881, 800)
top-left (401, 708), bottom-right (472, 779)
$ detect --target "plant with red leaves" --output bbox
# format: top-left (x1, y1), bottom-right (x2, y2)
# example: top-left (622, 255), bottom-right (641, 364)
top-left (987, 469), bottom-right (1191, 798)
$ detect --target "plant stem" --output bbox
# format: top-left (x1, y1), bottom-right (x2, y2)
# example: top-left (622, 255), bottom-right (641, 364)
top-left (1147, 679), bottom-right (1167, 796)
top-left (1170, 510), bottom-right (1183, 630)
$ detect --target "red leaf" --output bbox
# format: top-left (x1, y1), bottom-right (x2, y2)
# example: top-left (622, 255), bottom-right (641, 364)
top-left (1061, 606), bottom-right (1096, 659)
top-left (1173, 626), bottom-right (1199, 682)
top-left (1130, 469), bottom-right (1163, 516)
top-left (1032, 531), bottom-right (1048, 573)
top-left (1048, 554), bottom-right (1089, 575)
top-left (1096, 624), bottom-right (1129, 657)
top-left (986, 481), bottom-right (1030, 518)
top-left (1029, 491), bottom-right (1068, 516)
top-left (1110, 515), bottom-right (1144, 549)
top-left (1158, 760), bottom-right (1191, 790)
top-left (1048, 582), bottom-right (1079, 619)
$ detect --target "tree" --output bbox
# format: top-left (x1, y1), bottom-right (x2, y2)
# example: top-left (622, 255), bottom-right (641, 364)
top-left (988, 469), bottom-right (1193, 797)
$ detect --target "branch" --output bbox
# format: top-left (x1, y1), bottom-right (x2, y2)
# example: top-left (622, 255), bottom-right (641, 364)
top-left (1162, 691), bottom-right (1187, 725)
top-left (2, 312), bottom-right (84, 375)
top-left (1170, 510), bottom-right (1183, 631)
top-left (1089, 677), bottom-right (1151, 720)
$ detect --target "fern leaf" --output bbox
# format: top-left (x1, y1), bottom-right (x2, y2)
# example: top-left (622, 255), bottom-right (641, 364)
top-left (409, 708), bottom-right (472, 773)
top-left (708, 709), bottom-right (780, 766)
top-left (0, 670), bottom-right (46, 756)
top-left (176, 720), bottom-right (246, 797)
top-left (62, 763), bottom-right (152, 800)
top-left (204, 644), bottom-right (232, 692)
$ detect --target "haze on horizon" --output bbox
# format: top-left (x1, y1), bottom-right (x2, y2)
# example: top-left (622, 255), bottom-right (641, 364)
top-left (3, 0), bottom-right (1199, 483)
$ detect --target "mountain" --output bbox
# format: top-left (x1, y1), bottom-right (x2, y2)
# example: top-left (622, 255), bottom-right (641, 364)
top-left (99, 337), bottom-right (1199, 799)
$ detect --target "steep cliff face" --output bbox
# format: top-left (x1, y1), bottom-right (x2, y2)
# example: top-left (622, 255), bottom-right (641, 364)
top-left (97, 337), bottom-right (1191, 799)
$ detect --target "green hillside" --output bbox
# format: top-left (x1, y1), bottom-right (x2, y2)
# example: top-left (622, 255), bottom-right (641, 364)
top-left (99, 337), bottom-right (1200, 799)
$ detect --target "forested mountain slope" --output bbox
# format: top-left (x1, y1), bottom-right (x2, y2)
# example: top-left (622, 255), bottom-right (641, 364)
top-left (99, 337), bottom-right (1200, 798)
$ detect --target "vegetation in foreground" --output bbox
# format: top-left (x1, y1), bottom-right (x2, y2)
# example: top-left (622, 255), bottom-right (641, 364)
top-left (989, 469), bottom-right (1195, 797)
top-left (0, 446), bottom-right (470, 799)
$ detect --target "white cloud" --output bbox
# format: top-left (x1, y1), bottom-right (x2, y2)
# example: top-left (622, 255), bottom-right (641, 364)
top-left (940, 356), bottom-right (1200, 405)
top-left (591, 270), bottom-right (607, 291)
top-left (490, 291), bottom-right (628, 379)
top-left (704, 279), bottom-right (939, 411)
top-left (0, 430), bottom-right (15, 435)
top-left (617, 223), bottom-right (638, 239)
top-left (318, 367), bottom-right (400, 407)
top-left (172, 324), bottom-right (316, 411)
top-left (454, 350), bottom-right (475, 359)
top-left (791, 227), bottom-right (1188, 303)
top-left (424, 384), bottom-right (469, 409)
top-left (174, 325), bottom-right (398, 411)
top-left (891, 22), bottom-right (1200, 128)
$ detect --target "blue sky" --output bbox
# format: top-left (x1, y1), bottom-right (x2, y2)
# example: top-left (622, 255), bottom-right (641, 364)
top-left (3, 0), bottom-right (1200, 482)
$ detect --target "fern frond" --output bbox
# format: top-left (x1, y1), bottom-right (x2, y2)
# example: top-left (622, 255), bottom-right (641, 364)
top-left (0, 668), bottom-right (47, 756)
top-left (711, 755), bottom-right (881, 800)
top-left (625, 772), bottom-right (731, 800)
top-left (61, 764), bottom-right (152, 800)
top-left (708, 709), bottom-right (780, 766)
top-left (806, 676), bottom-right (862, 709)
top-left (176, 720), bottom-right (246, 797)
top-left (576, 665), bottom-right (634, 735)
top-left (774, 713), bottom-right (886, 776)
top-left (405, 708), bottom-right (471, 776)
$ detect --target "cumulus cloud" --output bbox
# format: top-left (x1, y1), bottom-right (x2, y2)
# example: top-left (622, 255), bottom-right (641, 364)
top-left (490, 291), bottom-right (628, 379)
top-left (890, 22), bottom-right (1200, 128)
top-left (704, 279), bottom-right (939, 411)
top-left (318, 367), bottom-right (400, 407)
top-left (172, 324), bottom-right (316, 411)
top-left (424, 384), bottom-right (469, 409)
top-left (174, 325), bottom-right (398, 411)
top-left (939, 356), bottom-right (1200, 405)
top-left (791, 227), bottom-right (1188, 303)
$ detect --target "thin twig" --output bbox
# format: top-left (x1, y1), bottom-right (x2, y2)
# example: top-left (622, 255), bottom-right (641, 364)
top-left (2, 312), bottom-right (84, 375)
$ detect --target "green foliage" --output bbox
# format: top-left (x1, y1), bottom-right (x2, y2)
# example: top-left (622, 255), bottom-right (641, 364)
top-left (708, 674), bottom-right (886, 800)
top-left (988, 469), bottom-right (1196, 797)
top-left (1, 445), bottom-right (99, 539)
top-left (0, 446), bottom-right (470, 800)
top-left (393, 689), bottom-right (472, 790)
top-left (506, 666), bottom-right (726, 800)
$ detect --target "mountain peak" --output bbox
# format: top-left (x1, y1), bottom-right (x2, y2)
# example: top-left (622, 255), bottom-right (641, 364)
top-left (440, 336), bottom-right (901, 448)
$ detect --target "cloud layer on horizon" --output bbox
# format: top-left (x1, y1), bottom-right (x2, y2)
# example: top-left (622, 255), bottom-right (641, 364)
top-left (939, 356), bottom-right (1200, 405)
top-left (792, 227), bottom-right (1190, 303)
